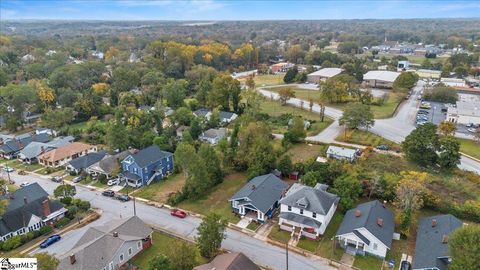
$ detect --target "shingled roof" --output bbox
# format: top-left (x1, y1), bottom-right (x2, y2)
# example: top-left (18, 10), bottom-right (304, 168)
top-left (279, 183), bottom-right (339, 215)
top-left (193, 252), bottom-right (260, 270)
top-left (127, 145), bottom-right (172, 168)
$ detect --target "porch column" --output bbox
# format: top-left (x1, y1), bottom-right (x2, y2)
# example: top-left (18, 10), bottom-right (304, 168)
top-left (356, 241), bottom-right (359, 249)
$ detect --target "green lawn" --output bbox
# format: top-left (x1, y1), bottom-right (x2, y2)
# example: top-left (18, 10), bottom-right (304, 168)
top-left (268, 225), bottom-right (292, 244)
top-left (336, 129), bottom-right (401, 151)
top-left (254, 74), bottom-right (285, 86)
top-left (353, 254), bottom-right (384, 270)
top-left (297, 237), bottom-right (320, 252)
top-left (131, 231), bottom-right (207, 269)
top-left (307, 120), bottom-right (334, 136)
top-left (316, 213), bottom-right (344, 261)
top-left (267, 87), bottom-right (404, 119)
top-left (458, 138), bottom-right (480, 160)
top-left (283, 143), bottom-right (329, 163)
top-left (261, 99), bottom-right (329, 120)
top-left (177, 173), bottom-right (247, 223)
top-left (36, 166), bottom-right (64, 175)
top-left (135, 173), bottom-right (186, 202)
top-left (246, 222), bottom-right (260, 231)
top-left (92, 181), bottom-right (107, 189)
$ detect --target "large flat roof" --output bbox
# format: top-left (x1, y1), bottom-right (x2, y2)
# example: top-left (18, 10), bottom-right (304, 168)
top-left (307, 68), bottom-right (343, 78)
top-left (363, 70), bottom-right (401, 83)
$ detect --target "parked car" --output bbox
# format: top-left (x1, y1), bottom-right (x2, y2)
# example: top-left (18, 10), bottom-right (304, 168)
top-left (170, 209), bottom-right (187, 218)
top-left (466, 123), bottom-right (475, 128)
top-left (117, 194), bottom-right (130, 202)
top-left (467, 128), bottom-right (477, 133)
top-left (3, 166), bottom-right (14, 173)
top-left (107, 178), bottom-right (119, 186)
top-left (102, 190), bottom-right (115, 197)
top-left (72, 176), bottom-right (83, 183)
top-left (40, 234), bottom-right (61, 248)
top-left (400, 261), bottom-right (412, 270)
top-left (51, 176), bottom-right (62, 183)
top-left (376, 144), bottom-right (390, 151)
top-left (418, 110), bottom-right (429, 115)
top-left (20, 182), bottom-right (30, 187)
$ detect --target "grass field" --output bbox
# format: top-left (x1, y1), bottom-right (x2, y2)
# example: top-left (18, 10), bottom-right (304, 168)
top-left (254, 74), bottom-right (285, 86)
top-left (335, 129), bottom-right (401, 151)
top-left (267, 87), bottom-right (403, 119)
top-left (131, 231), bottom-right (207, 269)
top-left (458, 138), bottom-right (480, 160)
top-left (283, 143), bottom-right (329, 163)
top-left (135, 173), bottom-right (186, 202)
top-left (353, 254), bottom-right (384, 270)
top-left (313, 213), bottom-right (344, 261)
top-left (177, 172), bottom-right (248, 223)
top-left (268, 224), bottom-right (292, 244)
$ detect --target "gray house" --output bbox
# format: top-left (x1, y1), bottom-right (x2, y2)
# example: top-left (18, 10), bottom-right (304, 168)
top-left (66, 151), bottom-right (108, 174)
top-left (58, 216), bottom-right (153, 270)
top-left (86, 150), bottom-right (136, 179)
top-left (413, 214), bottom-right (463, 270)
top-left (335, 200), bottom-right (395, 258)
top-left (229, 173), bottom-right (288, 223)
top-left (18, 136), bottom-right (74, 164)
top-left (199, 128), bottom-right (227, 145)
top-left (326, 146), bottom-right (359, 162)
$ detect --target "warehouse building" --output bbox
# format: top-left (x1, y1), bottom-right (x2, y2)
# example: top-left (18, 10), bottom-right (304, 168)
top-left (306, 68), bottom-right (343, 84)
top-left (363, 70), bottom-right (401, 88)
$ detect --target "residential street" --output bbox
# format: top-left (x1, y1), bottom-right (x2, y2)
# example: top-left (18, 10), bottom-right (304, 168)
top-left (10, 172), bottom-right (334, 270)
top-left (259, 81), bottom-right (480, 174)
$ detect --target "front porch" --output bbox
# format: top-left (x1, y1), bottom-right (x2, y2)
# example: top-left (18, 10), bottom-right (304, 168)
top-left (338, 237), bottom-right (366, 256)
top-left (119, 171), bottom-right (143, 188)
top-left (278, 212), bottom-right (322, 239)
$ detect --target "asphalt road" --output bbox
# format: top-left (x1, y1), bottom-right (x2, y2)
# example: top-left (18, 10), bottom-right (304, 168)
top-left (11, 172), bottom-right (333, 270)
top-left (259, 81), bottom-right (480, 174)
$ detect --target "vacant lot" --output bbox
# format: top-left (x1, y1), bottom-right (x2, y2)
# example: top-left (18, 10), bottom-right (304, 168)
top-left (254, 74), bottom-right (284, 86)
top-left (131, 231), bottom-right (206, 269)
top-left (177, 172), bottom-right (248, 223)
top-left (335, 129), bottom-right (401, 151)
top-left (135, 173), bottom-right (186, 203)
top-left (282, 143), bottom-right (329, 163)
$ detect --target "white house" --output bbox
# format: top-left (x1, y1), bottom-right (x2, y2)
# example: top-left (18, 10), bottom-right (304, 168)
top-left (335, 200), bottom-right (395, 258)
top-left (278, 183), bottom-right (339, 239)
top-left (326, 146), bottom-right (359, 162)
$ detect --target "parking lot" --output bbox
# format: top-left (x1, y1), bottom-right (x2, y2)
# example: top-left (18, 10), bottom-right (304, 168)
top-left (416, 101), bottom-right (446, 126)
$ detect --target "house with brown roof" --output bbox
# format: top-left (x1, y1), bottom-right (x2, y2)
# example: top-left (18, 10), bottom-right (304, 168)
top-left (193, 252), bottom-right (260, 270)
top-left (38, 142), bottom-right (97, 168)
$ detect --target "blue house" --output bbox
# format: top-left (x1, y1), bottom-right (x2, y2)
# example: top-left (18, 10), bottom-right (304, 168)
top-left (119, 145), bottom-right (174, 187)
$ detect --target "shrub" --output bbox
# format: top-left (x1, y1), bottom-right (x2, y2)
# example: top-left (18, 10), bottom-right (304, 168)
top-left (77, 201), bottom-right (91, 212)
top-left (98, 174), bottom-right (107, 184)
top-left (166, 191), bottom-right (186, 206)
top-left (60, 197), bottom-right (72, 206)
top-left (1, 235), bottom-right (22, 251)
top-left (54, 217), bottom-right (71, 228)
top-left (39, 225), bottom-right (53, 235)
top-left (66, 205), bottom-right (79, 219)
top-left (21, 232), bottom-right (36, 242)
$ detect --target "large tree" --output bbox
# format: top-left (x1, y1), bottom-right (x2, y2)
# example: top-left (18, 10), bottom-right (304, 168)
top-left (449, 225), bottom-right (480, 270)
top-left (164, 79), bottom-right (187, 109)
top-left (395, 171), bottom-right (428, 235)
top-left (331, 174), bottom-right (362, 210)
top-left (147, 255), bottom-right (172, 270)
top-left (34, 252), bottom-right (59, 270)
top-left (278, 87), bottom-right (295, 105)
top-left (339, 103), bottom-right (374, 130)
top-left (197, 212), bottom-right (228, 258)
top-left (438, 136), bottom-right (461, 170)
top-left (53, 184), bottom-right (76, 199)
top-left (402, 123), bottom-right (439, 166)
top-left (209, 74), bottom-right (241, 112)
top-left (393, 72), bottom-right (419, 91)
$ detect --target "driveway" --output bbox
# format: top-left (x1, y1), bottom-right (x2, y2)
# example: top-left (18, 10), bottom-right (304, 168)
top-left (11, 172), bottom-right (334, 270)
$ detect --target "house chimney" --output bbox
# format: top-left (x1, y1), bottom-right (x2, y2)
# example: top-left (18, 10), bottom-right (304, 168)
top-left (383, 200), bottom-right (387, 208)
top-left (432, 219), bottom-right (437, 227)
top-left (24, 196), bottom-right (28, 205)
top-left (377, 218), bottom-right (384, 227)
top-left (251, 184), bottom-right (256, 190)
top-left (69, 254), bottom-right (76, 265)
top-left (355, 209), bottom-right (361, 217)
top-left (442, 234), bottom-right (449, 244)
top-left (40, 146), bottom-right (45, 153)
top-left (113, 231), bottom-right (118, 237)
top-left (42, 199), bottom-right (51, 217)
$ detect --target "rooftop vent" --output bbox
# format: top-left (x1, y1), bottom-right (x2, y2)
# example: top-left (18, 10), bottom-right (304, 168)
top-left (432, 219), bottom-right (437, 227)
top-left (442, 234), bottom-right (449, 244)
top-left (377, 218), bottom-right (384, 227)
top-left (355, 209), bottom-right (361, 217)
top-left (251, 184), bottom-right (256, 190)
top-left (113, 232), bottom-right (118, 237)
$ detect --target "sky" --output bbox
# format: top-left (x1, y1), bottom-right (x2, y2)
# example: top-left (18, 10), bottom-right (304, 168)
top-left (1, 0), bottom-right (480, 21)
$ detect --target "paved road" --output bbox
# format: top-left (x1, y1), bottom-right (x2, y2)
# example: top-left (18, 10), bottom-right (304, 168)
top-left (12, 173), bottom-right (333, 270)
top-left (259, 81), bottom-right (480, 174)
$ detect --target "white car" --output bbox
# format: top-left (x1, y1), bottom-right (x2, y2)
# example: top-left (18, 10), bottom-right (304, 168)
top-left (3, 166), bottom-right (14, 173)
top-left (107, 179), bottom-right (120, 186)
top-left (20, 182), bottom-right (30, 187)
top-left (467, 128), bottom-right (477, 133)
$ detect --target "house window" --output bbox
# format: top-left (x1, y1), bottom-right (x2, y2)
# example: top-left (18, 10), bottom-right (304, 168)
top-left (373, 243), bottom-right (378, 250)
top-left (287, 206), bottom-right (292, 211)
top-left (300, 209), bottom-right (303, 215)
top-left (119, 254), bottom-right (124, 262)
top-left (137, 241), bottom-right (142, 249)
top-left (128, 248), bottom-right (132, 256)
top-left (312, 212), bottom-right (317, 218)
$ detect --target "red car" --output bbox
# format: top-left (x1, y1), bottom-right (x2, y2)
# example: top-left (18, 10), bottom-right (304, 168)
top-left (170, 209), bottom-right (187, 218)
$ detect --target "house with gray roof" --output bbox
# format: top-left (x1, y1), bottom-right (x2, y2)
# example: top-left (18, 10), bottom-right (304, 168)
top-left (66, 151), bottom-right (108, 174)
top-left (326, 145), bottom-right (359, 162)
top-left (335, 200), bottom-right (395, 258)
top-left (193, 108), bottom-right (238, 125)
top-left (0, 133), bottom-right (49, 159)
top-left (58, 216), bottom-right (153, 270)
top-left (199, 128), bottom-right (227, 145)
top-left (219, 111), bottom-right (238, 124)
top-left (278, 183), bottom-right (339, 239)
top-left (194, 252), bottom-right (260, 270)
top-left (86, 149), bottom-right (136, 179)
top-left (229, 173), bottom-right (288, 223)
top-left (0, 183), bottom-right (67, 241)
top-left (18, 136), bottom-right (74, 164)
top-left (413, 214), bottom-right (463, 270)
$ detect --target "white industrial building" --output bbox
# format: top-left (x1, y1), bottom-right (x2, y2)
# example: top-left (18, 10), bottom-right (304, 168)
top-left (363, 71), bottom-right (401, 88)
top-left (446, 101), bottom-right (480, 125)
top-left (440, 78), bottom-right (466, 88)
top-left (307, 68), bottom-right (343, 84)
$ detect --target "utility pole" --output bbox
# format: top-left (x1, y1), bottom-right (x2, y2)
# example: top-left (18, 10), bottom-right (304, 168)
top-left (133, 194), bottom-right (137, 216)
top-left (285, 242), bottom-right (289, 270)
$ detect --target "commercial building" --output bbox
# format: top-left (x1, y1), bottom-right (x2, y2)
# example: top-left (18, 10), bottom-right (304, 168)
top-left (415, 69), bottom-right (442, 80)
top-left (306, 68), bottom-right (343, 83)
top-left (363, 71), bottom-right (401, 88)
top-left (446, 101), bottom-right (480, 125)
top-left (440, 78), bottom-right (466, 88)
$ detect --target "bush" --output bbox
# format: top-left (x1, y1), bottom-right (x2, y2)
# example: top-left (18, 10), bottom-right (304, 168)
top-left (77, 200), bottom-right (91, 212)
top-left (21, 231), bottom-right (36, 242)
top-left (66, 205), bottom-right (79, 219)
top-left (60, 197), bottom-right (72, 206)
top-left (39, 225), bottom-right (53, 235)
top-left (54, 217), bottom-right (71, 228)
top-left (98, 174), bottom-right (107, 184)
top-left (166, 191), bottom-right (186, 206)
top-left (1, 235), bottom-right (22, 251)
top-left (423, 84), bottom-right (458, 103)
